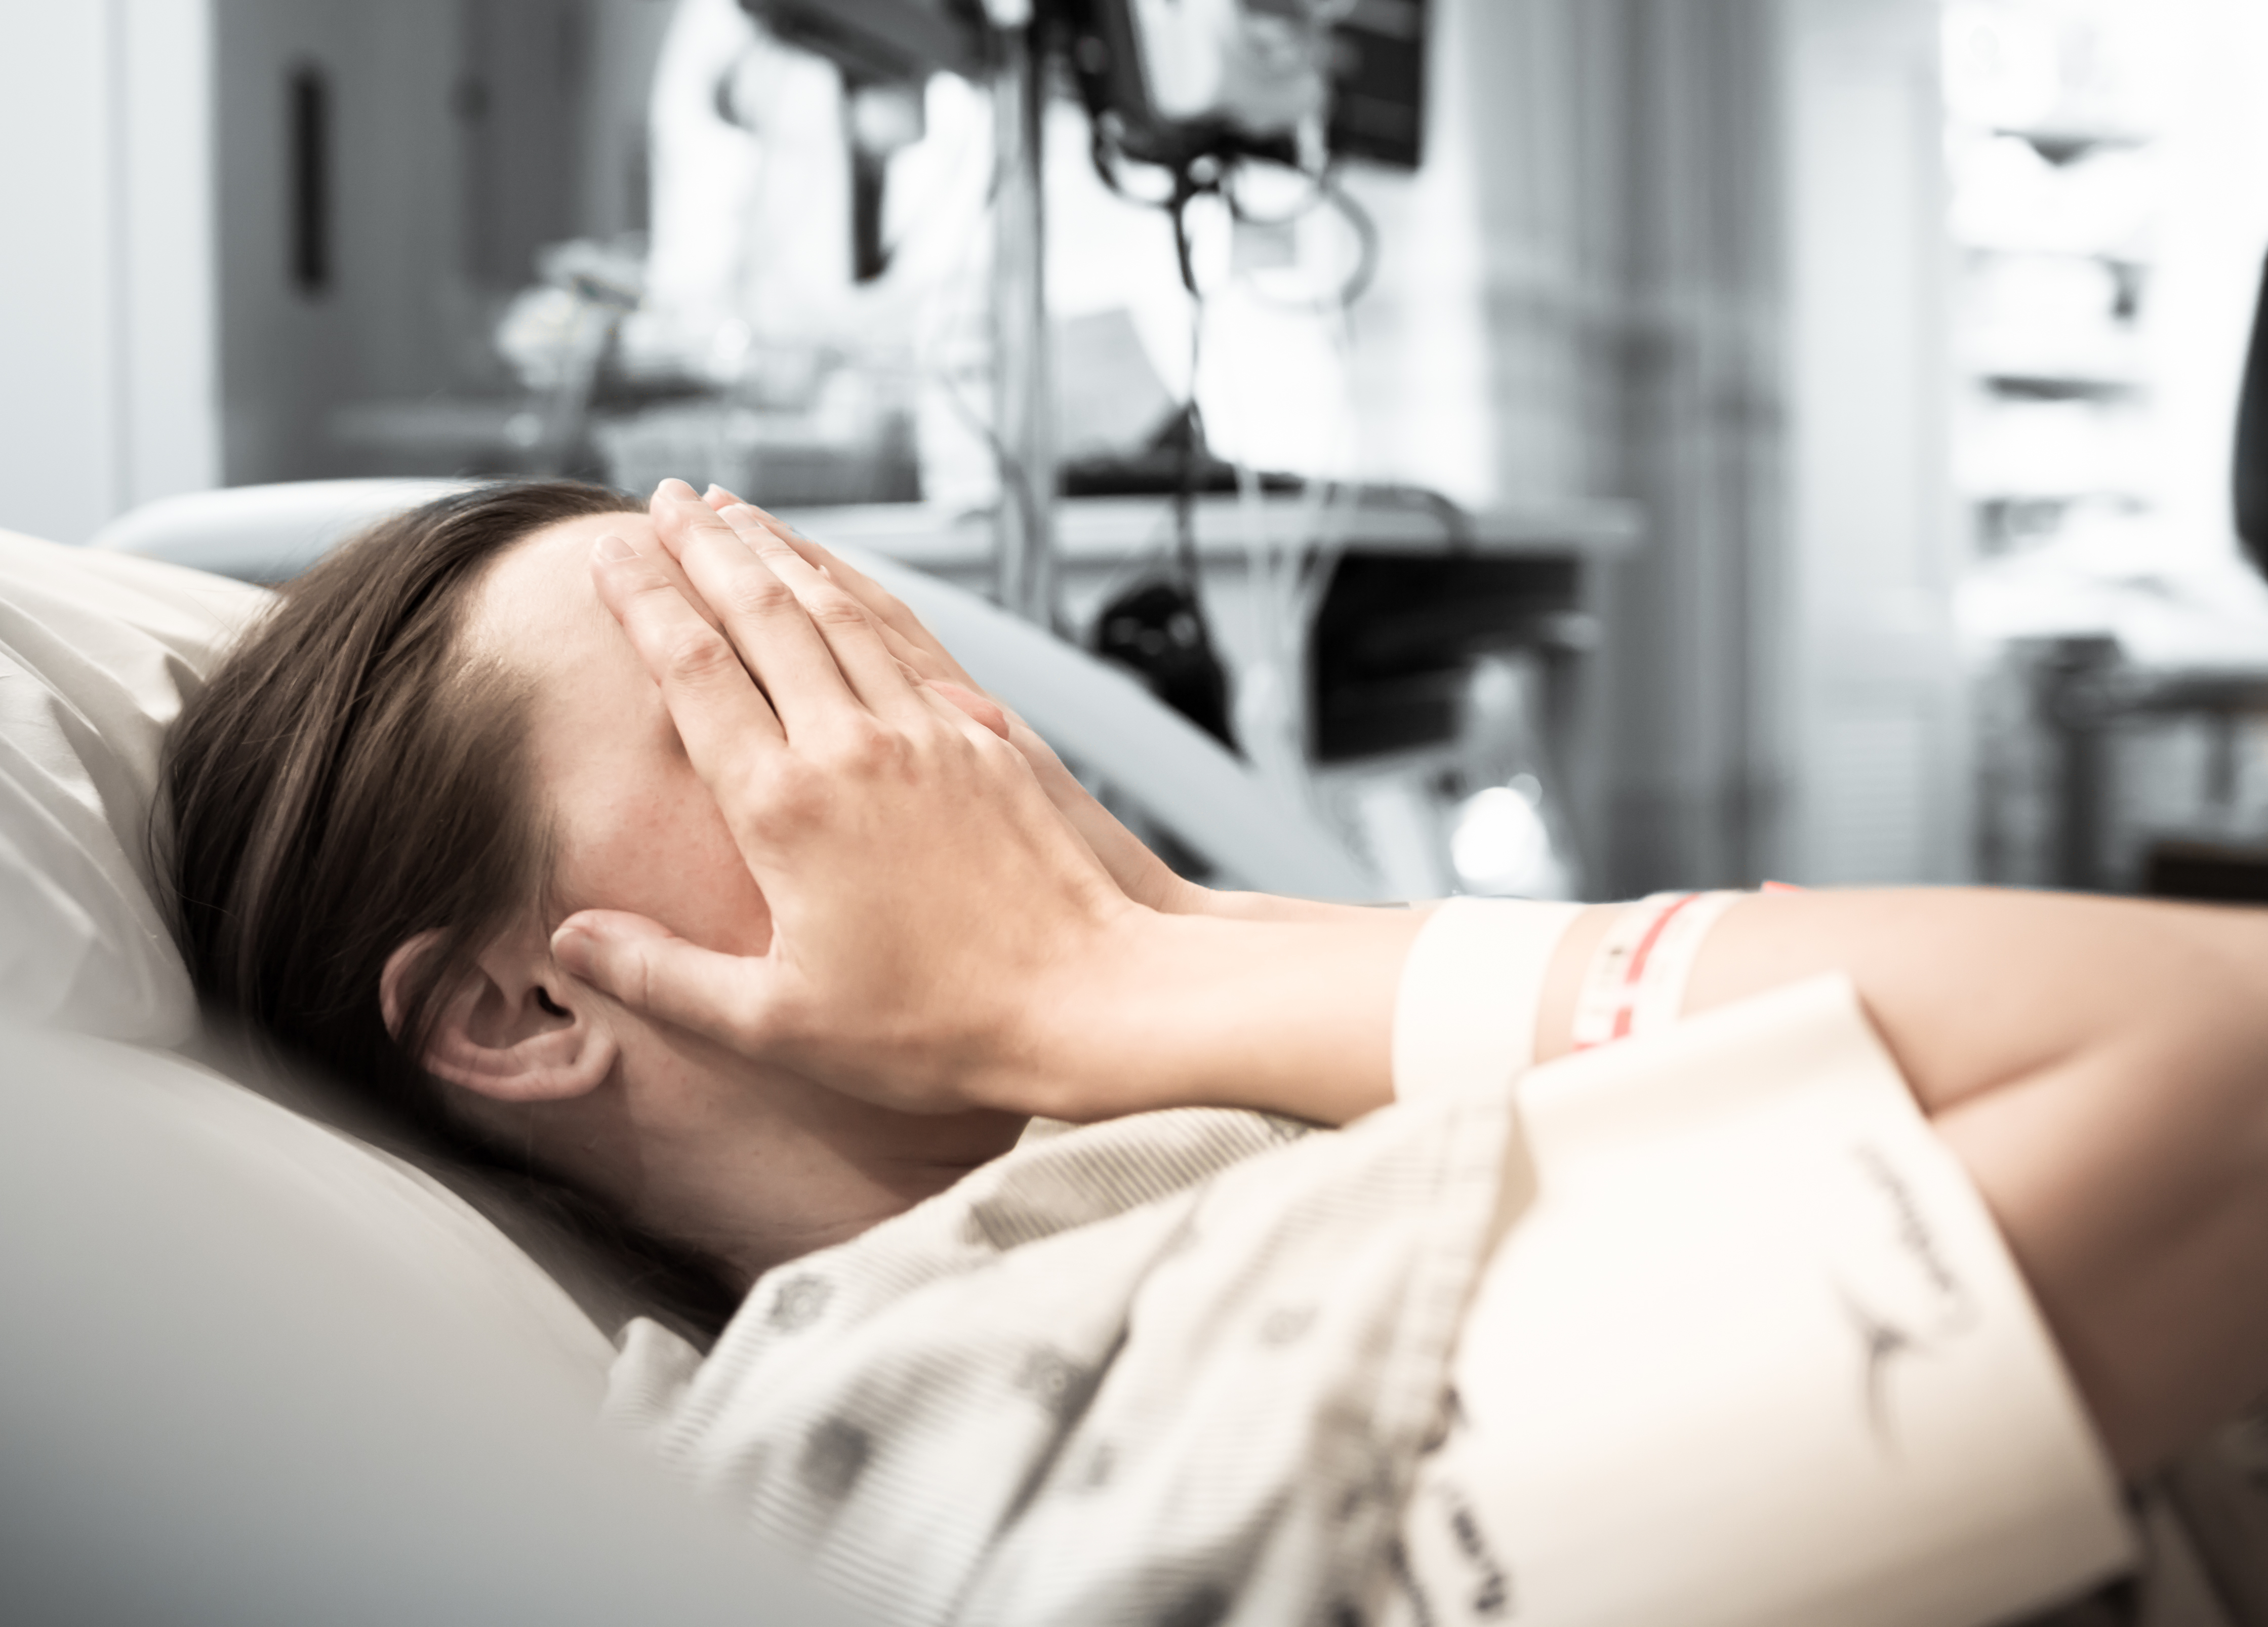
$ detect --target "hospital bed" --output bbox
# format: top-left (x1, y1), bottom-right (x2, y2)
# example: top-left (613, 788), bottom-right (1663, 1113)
top-left (0, 482), bottom-right (2256, 1624)
top-left (0, 478), bottom-right (1371, 1623)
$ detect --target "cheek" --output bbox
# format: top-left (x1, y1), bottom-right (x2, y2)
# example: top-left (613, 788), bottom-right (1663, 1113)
top-left (555, 760), bottom-right (773, 955)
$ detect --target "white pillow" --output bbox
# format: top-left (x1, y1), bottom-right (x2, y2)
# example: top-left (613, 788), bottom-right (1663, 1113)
top-left (0, 527), bottom-right (619, 1375)
top-left (5, 1022), bottom-right (619, 1383)
top-left (1, 1021), bottom-right (808, 1620)
top-left (0, 529), bottom-right (270, 1045)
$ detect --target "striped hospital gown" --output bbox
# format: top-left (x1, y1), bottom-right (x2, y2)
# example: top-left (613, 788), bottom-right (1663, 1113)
top-left (604, 1092), bottom-right (1512, 1625)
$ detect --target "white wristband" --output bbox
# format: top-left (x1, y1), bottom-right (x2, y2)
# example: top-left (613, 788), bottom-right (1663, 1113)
top-left (1569, 890), bottom-right (1743, 1051)
top-left (1393, 898), bottom-right (1587, 1103)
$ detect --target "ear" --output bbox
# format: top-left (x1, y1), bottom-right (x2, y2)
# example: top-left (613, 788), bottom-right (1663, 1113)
top-left (380, 927), bottom-right (619, 1106)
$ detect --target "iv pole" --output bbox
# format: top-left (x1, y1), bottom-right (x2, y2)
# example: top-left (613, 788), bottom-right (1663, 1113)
top-left (988, 16), bottom-right (1059, 628)
top-left (728, 0), bottom-right (1062, 626)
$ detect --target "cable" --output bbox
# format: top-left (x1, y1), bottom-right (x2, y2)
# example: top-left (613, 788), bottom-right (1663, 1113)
top-left (1169, 177), bottom-right (1209, 591)
top-left (1225, 164), bottom-right (1380, 315)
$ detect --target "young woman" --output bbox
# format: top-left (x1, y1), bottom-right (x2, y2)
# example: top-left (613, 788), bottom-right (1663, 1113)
top-left (167, 477), bottom-right (2268, 1625)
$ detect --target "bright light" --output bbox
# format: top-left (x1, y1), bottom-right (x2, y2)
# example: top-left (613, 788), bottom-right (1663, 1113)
top-left (1449, 783), bottom-right (1561, 897)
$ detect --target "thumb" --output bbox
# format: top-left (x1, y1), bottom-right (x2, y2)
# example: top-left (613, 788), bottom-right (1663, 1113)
top-left (551, 910), bottom-right (779, 1050)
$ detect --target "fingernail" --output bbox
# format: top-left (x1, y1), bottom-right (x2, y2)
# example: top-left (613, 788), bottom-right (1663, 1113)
top-left (550, 922), bottom-right (595, 967)
top-left (703, 484), bottom-right (727, 500)
top-left (657, 477), bottom-right (698, 500)
top-left (592, 532), bottom-right (638, 563)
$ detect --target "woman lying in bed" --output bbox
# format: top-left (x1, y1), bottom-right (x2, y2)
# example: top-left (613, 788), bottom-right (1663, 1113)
top-left (166, 478), bottom-right (2268, 1626)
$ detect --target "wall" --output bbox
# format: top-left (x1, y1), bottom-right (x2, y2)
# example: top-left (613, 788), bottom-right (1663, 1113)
top-left (0, 0), bottom-right (218, 544)
top-left (1336, 0), bottom-right (1792, 894)
top-left (1773, 0), bottom-right (1966, 885)
top-left (214, 0), bottom-right (472, 484)
top-left (1592, 0), bottom-right (1790, 892)
top-left (213, 0), bottom-right (672, 486)
top-left (1334, 0), bottom-right (1959, 893)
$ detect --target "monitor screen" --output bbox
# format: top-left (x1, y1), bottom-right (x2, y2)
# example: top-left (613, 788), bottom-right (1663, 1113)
top-left (739, 0), bottom-right (988, 85)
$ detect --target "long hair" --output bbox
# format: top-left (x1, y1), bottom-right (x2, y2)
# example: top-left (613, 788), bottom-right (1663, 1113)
top-left (165, 481), bottom-right (739, 1335)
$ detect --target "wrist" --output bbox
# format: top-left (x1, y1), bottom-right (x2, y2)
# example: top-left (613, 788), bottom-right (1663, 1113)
top-left (1189, 887), bottom-right (1419, 926)
top-left (1022, 906), bottom-right (1429, 1126)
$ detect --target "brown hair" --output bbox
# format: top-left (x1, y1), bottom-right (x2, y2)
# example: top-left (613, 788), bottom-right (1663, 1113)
top-left (165, 480), bottom-right (737, 1332)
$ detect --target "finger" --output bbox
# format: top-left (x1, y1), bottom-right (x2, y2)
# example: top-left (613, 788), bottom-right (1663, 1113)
top-left (697, 485), bottom-right (1023, 745)
top-left (860, 601), bottom-right (958, 687)
top-left (783, 537), bottom-right (983, 691)
top-left (588, 528), bottom-right (786, 789)
top-left (745, 512), bottom-right (1049, 749)
top-left (552, 910), bottom-right (781, 1052)
top-left (927, 679), bottom-right (1011, 741)
top-left (905, 679), bottom-right (1002, 751)
top-left (710, 502), bottom-right (933, 722)
top-left (702, 486), bottom-right (982, 693)
top-left (647, 481), bottom-right (870, 735)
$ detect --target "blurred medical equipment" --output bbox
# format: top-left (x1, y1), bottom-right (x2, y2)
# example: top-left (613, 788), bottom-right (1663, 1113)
top-left (675, 0), bottom-right (1402, 710)
top-left (450, 0), bottom-right (1539, 901)
top-left (492, 241), bottom-right (647, 474)
top-left (715, 0), bottom-right (1369, 630)
top-left (208, 0), bottom-right (1569, 895)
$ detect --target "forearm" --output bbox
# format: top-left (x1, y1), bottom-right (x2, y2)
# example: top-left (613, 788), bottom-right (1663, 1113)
top-left (1545, 888), bottom-right (2268, 1116)
top-left (1051, 886), bottom-right (2268, 1128)
top-left (1034, 905), bottom-right (1429, 1126)
top-left (1543, 888), bottom-right (2268, 1472)
top-left (1049, 886), bottom-right (2230, 1126)
top-left (1041, 886), bottom-right (2268, 1470)
top-left (1191, 888), bottom-right (1424, 927)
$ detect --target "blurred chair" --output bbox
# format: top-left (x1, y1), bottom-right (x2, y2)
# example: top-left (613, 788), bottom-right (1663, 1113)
top-left (2031, 251), bottom-right (2268, 897)
top-left (2237, 251), bottom-right (2268, 581)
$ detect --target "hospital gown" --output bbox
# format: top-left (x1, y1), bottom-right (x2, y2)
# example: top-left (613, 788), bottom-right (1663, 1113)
top-left (603, 903), bottom-right (2134, 1627)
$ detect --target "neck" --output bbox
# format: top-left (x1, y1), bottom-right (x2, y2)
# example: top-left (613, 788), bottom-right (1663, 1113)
top-left (696, 1128), bottom-right (1019, 1288)
top-left (497, 1036), bottom-right (1030, 1290)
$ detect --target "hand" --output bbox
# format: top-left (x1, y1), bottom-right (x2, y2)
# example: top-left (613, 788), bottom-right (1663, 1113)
top-left (697, 484), bottom-right (1209, 917)
top-left (555, 481), bottom-right (1421, 1126)
top-left (694, 488), bottom-right (1383, 926)
top-left (550, 481), bottom-right (1155, 1119)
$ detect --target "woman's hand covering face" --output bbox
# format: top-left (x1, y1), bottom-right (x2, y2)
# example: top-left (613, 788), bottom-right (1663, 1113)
top-left (692, 485), bottom-right (1205, 919)
top-left (551, 481), bottom-right (1145, 1119)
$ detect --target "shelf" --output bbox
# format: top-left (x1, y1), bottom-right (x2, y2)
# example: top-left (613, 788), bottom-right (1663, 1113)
top-left (1960, 336), bottom-right (2149, 400)
top-left (1959, 485), bottom-right (2150, 507)
top-left (1991, 124), bottom-right (2153, 167)
top-left (1957, 242), bottom-right (2152, 273)
top-left (1975, 371), bottom-right (2146, 402)
top-left (775, 492), bottom-right (1645, 577)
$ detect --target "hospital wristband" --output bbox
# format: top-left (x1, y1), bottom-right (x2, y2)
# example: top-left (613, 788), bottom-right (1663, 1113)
top-left (1568, 890), bottom-right (1744, 1051)
top-left (1393, 898), bottom-right (1587, 1103)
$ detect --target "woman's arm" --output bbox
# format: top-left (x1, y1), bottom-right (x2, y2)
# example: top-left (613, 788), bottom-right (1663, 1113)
top-left (1654, 890), bottom-right (2268, 1477)
top-left (1045, 890), bottom-right (2268, 1472)
top-left (556, 488), bottom-right (2268, 1474)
